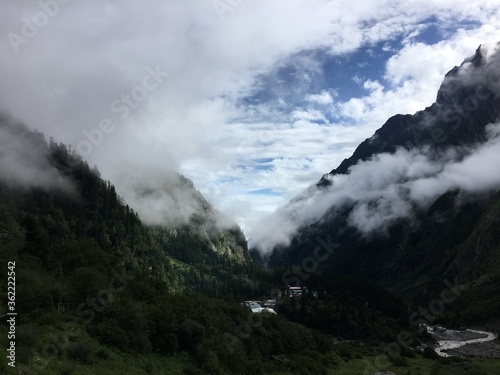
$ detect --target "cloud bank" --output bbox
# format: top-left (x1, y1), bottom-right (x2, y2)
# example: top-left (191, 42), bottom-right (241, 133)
top-left (113, 168), bottom-right (234, 229)
top-left (0, 1), bottom-right (499, 234)
top-left (0, 114), bottom-right (74, 192)
top-left (250, 122), bottom-right (500, 254)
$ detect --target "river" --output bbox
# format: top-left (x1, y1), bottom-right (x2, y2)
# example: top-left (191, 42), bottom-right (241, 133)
top-left (431, 328), bottom-right (498, 357)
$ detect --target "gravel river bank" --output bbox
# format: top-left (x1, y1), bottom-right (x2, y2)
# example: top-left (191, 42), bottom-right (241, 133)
top-left (431, 329), bottom-right (499, 358)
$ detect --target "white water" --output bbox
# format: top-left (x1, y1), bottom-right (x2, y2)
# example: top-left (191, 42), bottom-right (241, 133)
top-left (435, 329), bottom-right (497, 357)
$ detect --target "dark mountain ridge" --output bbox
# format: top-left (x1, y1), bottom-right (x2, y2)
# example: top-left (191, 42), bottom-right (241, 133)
top-left (319, 44), bottom-right (499, 186)
top-left (262, 43), bottom-right (500, 325)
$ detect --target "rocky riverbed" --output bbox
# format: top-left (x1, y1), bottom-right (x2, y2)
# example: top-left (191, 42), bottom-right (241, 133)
top-left (442, 340), bottom-right (500, 358)
top-left (431, 328), bottom-right (499, 358)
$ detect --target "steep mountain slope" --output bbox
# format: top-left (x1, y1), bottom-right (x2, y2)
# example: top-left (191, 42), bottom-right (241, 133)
top-left (259, 43), bottom-right (500, 325)
top-left (127, 169), bottom-right (255, 296)
top-left (123, 169), bottom-right (250, 263)
top-left (0, 114), bottom-right (256, 298)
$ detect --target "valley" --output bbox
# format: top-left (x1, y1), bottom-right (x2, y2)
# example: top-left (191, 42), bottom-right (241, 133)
top-left (1, 26), bottom-right (500, 375)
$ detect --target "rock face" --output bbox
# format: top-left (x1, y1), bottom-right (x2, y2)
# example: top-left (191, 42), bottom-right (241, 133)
top-left (259, 44), bottom-right (500, 322)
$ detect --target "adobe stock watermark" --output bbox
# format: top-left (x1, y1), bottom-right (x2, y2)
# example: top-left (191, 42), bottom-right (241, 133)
top-left (213, 0), bottom-right (245, 21)
top-left (72, 64), bottom-right (169, 162)
top-left (6, 0), bottom-right (72, 55)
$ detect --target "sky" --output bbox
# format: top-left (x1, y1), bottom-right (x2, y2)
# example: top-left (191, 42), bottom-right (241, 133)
top-left (1, 0), bottom-right (499, 243)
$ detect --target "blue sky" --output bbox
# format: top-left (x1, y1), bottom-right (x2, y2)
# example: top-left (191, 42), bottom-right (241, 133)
top-left (0, 0), bottom-right (499, 237)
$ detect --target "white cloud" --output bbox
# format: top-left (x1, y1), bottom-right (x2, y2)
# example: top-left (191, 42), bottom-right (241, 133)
top-left (0, 1), bottom-right (499, 237)
top-left (363, 80), bottom-right (384, 92)
top-left (0, 115), bottom-right (75, 192)
top-left (306, 90), bottom-right (335, 105)
top-left (291, 109), bottom-right (328, 123)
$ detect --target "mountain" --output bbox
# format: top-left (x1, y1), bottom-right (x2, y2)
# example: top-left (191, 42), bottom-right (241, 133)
top-left (318, 44), bottom-right (499, 185)
top-left (0, 112), bottom-right (423, 375)
top-left (130, 171), bottom-right (250, 263)
top-left (258, 43), bottom-right (500, 326)
top-left (0, 113), bottom-right (258, 299)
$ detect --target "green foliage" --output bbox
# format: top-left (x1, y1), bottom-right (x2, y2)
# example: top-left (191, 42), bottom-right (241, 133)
top-left (58, 364), bottom-right (77, 375)
top-left (288, 355), bottom-right (326, 375)
top-left (151, 225), bottom-right (271, 299)
top-left (93, 319), bottom-right (130, 351)
top-left (16, 324), bottom-right (41, 363)
top-left (96, 347), bottom-right (110, 360)
top-left (66, 342), bottom-right (92, 364)
top-left (276, 274), bottom-right (410, 342)
top-left (178, 319), bottom-right (205, 351)
top-left (16, 265), bottom-right (56, 313)
top-left (423, 346), bottom-right (440, 360)
top-left (393, 355), bottom-right (409, 367)
top-left (69, 267), bottom-right (108, 301)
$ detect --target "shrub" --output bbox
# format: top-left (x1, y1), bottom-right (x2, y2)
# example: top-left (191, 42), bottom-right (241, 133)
top-left (291, 354), bottom-right (328, 375)
top-left (96, 347), bottom-right (109, 360)
top-left (183, 364), bottom-right (204, 375)
top-left (16, 269), bottom-right (55, 314)
top-left (58, 364), bottom-right (76, 375)
top-left (16, 324), bottom-right (40, 362)
top-left (422, 346), bottom-right (440, 360)
top-left (94, 319), bottom-right (129, 351)
top-left (16, 324), bottom-right (39, 346)
top-left (393, 356), bottom-right (409, 367)
top-left (400, 345), bottom-right (416, 358)
top-left (144, 359), bottom-right (154, 374)
top-left (337, 345), bottom-right (355, 361)
top-left (98, 304), bottom-right (152, 353)
top-left (69, 267), bottom-right (107, 302)
top-left (178, 319), bottom-right (205, 351)
top-left (67, 342), bottom-right (92, 364)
